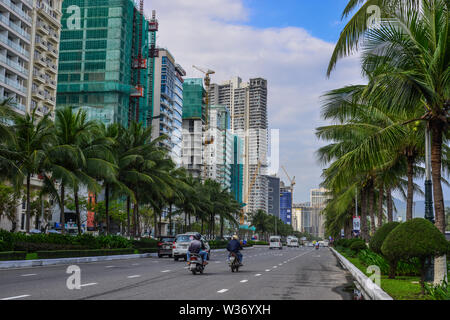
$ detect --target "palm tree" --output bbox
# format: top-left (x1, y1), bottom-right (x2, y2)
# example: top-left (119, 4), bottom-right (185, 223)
top-left (11, 110), bottom-right (53, 233)
top-left (361, 0), bottom-right (449, 234)
top-left (327, 0), bottom-right (422, 75)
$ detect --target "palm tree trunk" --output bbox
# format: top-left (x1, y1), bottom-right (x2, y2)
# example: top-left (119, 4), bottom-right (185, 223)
top-left (60, 183), bottom-right (65, 234)
top-left (220, 216), bottom-right (224, 239)
top-left (158, 211), bottom-right (162, 237)
top-left (361, 186), bottom-right (368, 241)
top-left (74, 188), bottom-right (82, 235)
top-left (126, 196), bottom-right (131, 237)
top-left (406, 156), bottom-right (415, 221)
top-left (387, 189), bottom-right (393, 223)
top-left (431, 122), bottom-right (445, 233)
top-left (132, 202), bottom-right (137, 239)
top-left (184, 212), bottom-right (187, 233)
top-left (377, 183), bottom-right (384, 228)
top-left (368, 183), bottom-right (376, 236)
top-left (25, 173), bottom-right (31, 233)
top-left (201, 218), bottom-right (204, 234)
top-left (105, 183), bottom-right (110, 235)
top-left (430, 121), bottom-right (447, 285)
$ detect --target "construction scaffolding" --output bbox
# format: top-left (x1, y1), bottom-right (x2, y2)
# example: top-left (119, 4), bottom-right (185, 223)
top-left (57, 0), bottom-right (151, 127)
top-left (182, 78), bottom-right (205, 121)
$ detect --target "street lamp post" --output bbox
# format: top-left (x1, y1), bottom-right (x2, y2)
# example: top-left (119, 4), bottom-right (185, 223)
top-left (424, 124), bottom-right (434, 281)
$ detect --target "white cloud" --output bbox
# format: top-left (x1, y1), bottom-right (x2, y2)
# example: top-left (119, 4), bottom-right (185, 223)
top-left (145, 0), bottom-right (364, 202)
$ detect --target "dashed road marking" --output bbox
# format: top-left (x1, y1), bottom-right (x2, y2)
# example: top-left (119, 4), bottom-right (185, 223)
top-left (255, 274), bottom-right (262, 277)
top-left (105, 266), bottom-right (115, 268)
top-left (20, 274), bottom-right (37, 277)
top-left (265, 269), bottom-right (271, 272)
top-left (127, 275), bottom-right (141, 279)
top-left (161, 270), bottom-right (171, 273)
top-left (240, 280), bottom-right (249, 283)
top-left (80, 283), bottom-right (98, 287)
top-left (1, 295), bottom-right (30, 300)
top-left (217, 289), bottom-right (228, 293)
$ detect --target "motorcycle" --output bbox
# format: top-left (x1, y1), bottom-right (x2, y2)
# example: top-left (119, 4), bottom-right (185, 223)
top-left (228, 252), bottom-right (241, 273)
top-left (188, 253), bottom-right (205, 275)
top-left (315, 243), bottom-right (320, 250)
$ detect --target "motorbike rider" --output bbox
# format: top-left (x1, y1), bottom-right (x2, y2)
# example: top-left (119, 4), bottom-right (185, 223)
top-left (227, 235), bottom-right (243, 266)
top-left (187, 233), bottom-right (208, 266)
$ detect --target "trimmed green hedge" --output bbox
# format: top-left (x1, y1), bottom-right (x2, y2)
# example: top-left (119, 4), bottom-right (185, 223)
top-left (132, 238), bottom-right (159, 249)
top-left (369, 222), bottom-right (400, 255)
top-left (137, 248), bottom-right (159, 254)
top-left (36, 248), bottom-right (135, 259)
top-left (0, 251), bottom-right (27, 261)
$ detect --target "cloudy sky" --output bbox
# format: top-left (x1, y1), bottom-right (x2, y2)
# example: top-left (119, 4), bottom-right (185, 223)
top-left (143, 0), bottom-right (449, 204)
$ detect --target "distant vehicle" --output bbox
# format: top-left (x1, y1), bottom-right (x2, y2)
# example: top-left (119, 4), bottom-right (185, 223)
top-left (269, 236), bottom-right (283, 250)
top-left (157, 236), bottom-right (176, 258)
top-left (47, 229), bottom-right (61, 234)
top-left (173, 233), bottom-right (210, 262)
top-left (322, 240), bottom-right (329, 247)
top-left (29, 229), bottom-right (42, 234)
top-left (287, 236), bottom-right (299, 248)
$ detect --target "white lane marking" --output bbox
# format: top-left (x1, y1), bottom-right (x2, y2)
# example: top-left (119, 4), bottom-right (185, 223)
top-left (80, 283), bottom-right (98, 287)
top-left (20, 274), bottom-right (37, 277)
top-left (215, 261), bottom-right (221, 264)
top-left (240, 280), bottom-right (249, 283)
top-left (127, 275), bottom-right (141, 279)
top-left (132, 263), bottom-right (140, 266)
top-left (273, 266), bottom-right (277, 269)
top-left (161, 270), bottom-right (171, 273)
top-left (1, 295), bottom-right (30, 300)
top-left (105, 266), bottom-right (115, 268)
top-left (265, 269), bottom-right (271, 272)
top-left (255, 274), bottom-right (262, 277)
top-left (217, 289), bottom-right (229, 293)
top-left (278, 263), bottom-right (283, 266)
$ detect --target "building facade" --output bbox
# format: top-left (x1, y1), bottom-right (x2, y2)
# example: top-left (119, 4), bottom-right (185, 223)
top-left (151, 48), bottom-right (185, 165)
top-left (231, 134), bottom-right (244, 205)
top-left (209, 77), bottom-right (269, 220)
top-left (266, 175), bottom-right (280, 219)
top-left (56, 0), bottom-right (150, 127)
top-left (0, 0), bottom-right (63, 232)
top-left (280, 181), bottom-right (292, 225)
top-left (181, 78), bottom-right (205, 178)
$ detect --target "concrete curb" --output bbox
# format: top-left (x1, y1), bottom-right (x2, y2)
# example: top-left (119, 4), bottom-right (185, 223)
top-left (0, 253), bottom-right (158, 270)
top-left (330, 248), bottom-right (393, 300)
top-left (0, 247), bottom-right (256, 270)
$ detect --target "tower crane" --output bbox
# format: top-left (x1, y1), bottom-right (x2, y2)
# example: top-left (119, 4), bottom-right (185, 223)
top-left (192, 65), bottom-right (215, 180)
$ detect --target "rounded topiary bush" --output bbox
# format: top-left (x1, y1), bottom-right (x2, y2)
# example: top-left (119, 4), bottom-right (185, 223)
top-left (381, 218), bottom-right (448, 289)
top-left (350, 239), bottom-right (367, 253)
top-left (369, 222), bottom-right (400, 255)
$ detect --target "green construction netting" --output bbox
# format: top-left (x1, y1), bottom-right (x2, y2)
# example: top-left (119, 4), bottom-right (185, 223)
top-left (182, 78), bottom-right (205, 120)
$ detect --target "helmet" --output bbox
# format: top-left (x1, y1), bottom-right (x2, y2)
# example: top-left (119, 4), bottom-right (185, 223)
top-left (232, 235), bottom-right (239, 240)
top-left (193, 233), bottom-right (201, 240)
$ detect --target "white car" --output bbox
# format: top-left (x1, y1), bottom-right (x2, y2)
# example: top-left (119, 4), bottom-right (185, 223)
top-left (173, 233), bottom-right (211, 261)
top-left (269, 236), bottom-right (283, 250)
top-left (287, 237), bottom-right (299, 247)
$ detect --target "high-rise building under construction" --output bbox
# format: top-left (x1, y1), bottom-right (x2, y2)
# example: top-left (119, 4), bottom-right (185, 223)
top-left (209, 77), bottom-right (269, 220)
top-left (56, 0), bottom-right (152, 127)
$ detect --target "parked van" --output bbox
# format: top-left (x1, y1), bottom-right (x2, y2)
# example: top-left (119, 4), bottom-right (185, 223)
top-left (287, 236), bottom-right (299, 248)
top-left (269, 236), bottom-right (283, 250)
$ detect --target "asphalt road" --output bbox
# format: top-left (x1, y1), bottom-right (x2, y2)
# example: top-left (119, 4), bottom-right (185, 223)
top-left (0, 247), bottom-right (354, 300)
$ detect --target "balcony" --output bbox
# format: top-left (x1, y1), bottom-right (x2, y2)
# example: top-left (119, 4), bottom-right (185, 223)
top-left (34, 53), bottom-right (46, 67)
top-left (0, 34), bottom-right (29, 57)
top-left (47, 29), bottom-right (58, 43)
top-left (0, 0), bottom-right (32, 25)
top-left (1, 97), bottom-right (26, 114)
top-left (35, 37), bottom-right (48, 51)
top-left (47, 44), bottom-right (58, 58)
top-left (0, 74), bottom-right (27, 94)
top-left (37, 2), bottom-right (61, 26)
top-left (43, 94), bottom-right (55, 106)
top-left (32, 89), bottom-right (45, 100)
top-left (33, 70), bottom-right (46, 84)
top-left (0, 54), bottom-right (28, 77)
top-left (0, 15), bottom-right (31, 41)
top-left (46, 61), bottom-right (57, 74)
top-left (44, 77), bottom-right (56, 89)
top-left (36, 21), bottom-right (50, 35)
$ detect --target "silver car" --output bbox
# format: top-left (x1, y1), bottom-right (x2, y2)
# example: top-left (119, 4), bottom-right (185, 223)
top-left (173, 233), bottom-right (211, 261)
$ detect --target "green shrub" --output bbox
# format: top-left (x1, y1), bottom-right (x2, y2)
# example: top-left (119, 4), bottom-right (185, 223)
top-left (424, 278), bottom-right (449, 300)
top-left (132, 238), bottom-right (159, 249)
top-left (36, 248), bottom-right (135, 259)
top-left (357, 249), bottom-right (420, 276)
top-left (137, 248), bottom-right (158, 254)
top-left (369, 222), bottom-right (400, 255)
top-left (350, 240), bottom-right (367, 253)
top-left (0, 230), bottom-right (14, 251)
top-left (13, 242), bottom-right (89, 252)
top-left (382, 218), bottom-right (448, 289)
top-left (0, 251), bottom-right (27, 261)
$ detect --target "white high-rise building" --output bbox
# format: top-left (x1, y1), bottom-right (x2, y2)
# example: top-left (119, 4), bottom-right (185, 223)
top-left (210, 77), bottom-right (268, 219)
top-left (0, 0), bottom-right (62, 232)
